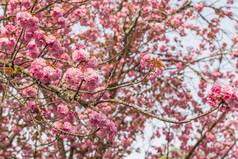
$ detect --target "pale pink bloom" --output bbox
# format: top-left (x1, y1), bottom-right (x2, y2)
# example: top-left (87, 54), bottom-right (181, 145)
top-left (140, 53), bottom-right (156, 69)
top-left (57, 104), bottom-right (69, 115)
top-left (20, 86), bottom-right (38, 97)
top-left (207, 84), bottom-right (238, 109)
top-left (26, 101), bottom-right (37, 112)
top-left (72, 49), bottom-right (89, 63)
top-left (89, 112), bottom-right (117, 142)
top-left (51, 6), bottom-right (64, 19)
top-left (29, 58), bottom-right (61, 83)
top-left (52, 121), bottom-right (63, 134)
top-left (205, 132), bottom-right (215, 141)
top-left (27, 40), bottom-right (40, 58)
top-left (64, 68), bottom-right (84, 88)
top-left (0, 37), bottom-right (16, 51)
top-left (84, 68), bottom-right (100, 89)
top-left (16, 12), bottom-right (39, 30)
top-left (194, 3), bottom-right (204, 12)
top-left (63, 122), bottom-right (72, 131)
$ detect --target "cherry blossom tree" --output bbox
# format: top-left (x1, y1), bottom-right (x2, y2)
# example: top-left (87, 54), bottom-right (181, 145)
top-left (0, 0), bottom-right (238, 158)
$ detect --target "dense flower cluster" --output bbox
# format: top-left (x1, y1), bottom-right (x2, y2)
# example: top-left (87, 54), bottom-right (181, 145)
top-left (57, 104), bottom-right (69, 115)
top-left (16, 11), bottom-right (39, 30)
top-left (27, 40), bottom-right (40, 58)
top-left (1, 0), bottom-right (238, 158)
top-left (63, 67), bottom-right (100, 90)
top-left (20, 86), bottom-right (38, 97)
top-left (29, 58), bottom-right (61, 83)
top-left (89, 112), bottom-right (117, 142)
top-left (207, 84), bottom-right (238, 108)
top-left (53, 121), bottom-right (73, 132)
top-left (84, 68), bottom-right (101, 89)
top-left (63, 68), bottom-right (84, 88)
top-left (140, 53), bottom-right (157, 69)
top-left (72, 49), bottom-right (90, 63)
top-left (0, 37), bottom-right (16, 51)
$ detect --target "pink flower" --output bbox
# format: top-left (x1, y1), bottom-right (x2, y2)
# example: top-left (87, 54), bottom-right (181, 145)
top-left (176, 62), bottom-right (184, 70)
top-left (211, 71), bottom-right (222, 78)
top-left (205, 132), bottom-right (215, 141)
top-left (57, 104), bottom-right (69, 115)
top-left (194, 3), bottom-right (204, 12)
top-left (52, 121), bottom-right (63, 134)
top-left (87, 56), bottom-right (98, 69)
top-left (140, 53), bottom-right (156, 69)
top-left (170, 14), bottom-right (182, 27)
top-left (26, 101), bottom-right (37, 113)
top-left (72, 49), bottom-right (89, 63)
top-left (64, 68), bottom-right (84, 88)
top-left (20, 86), bottom-right (38, 97)
top-left (63, 122), bottom-right (73, 131)
top-left (16, 12), bottom-right (39, 30)
top-left (34, 30), bottom-right (46, 46)
top-left (207, 84), bottom-right (238, 109)
top-left (89, 112), bottom-right (117, 142)
top-left (29, 58), bottom-right (61, 83)
top-left (46, 36), bottom-right (63, 56)
top-left (227, 0), bottom-right (234, 4)
top-left (27, 40), bottom-right (40, 58)
top-left (0, 37), bottom-right (16, 51)
top-left (51, 6), bottom-right (64, 19)
top-left (84, 68), bottom-right (100, 89)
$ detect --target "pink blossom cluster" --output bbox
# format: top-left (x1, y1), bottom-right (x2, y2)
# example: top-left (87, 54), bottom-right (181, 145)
top-left (89, 112), bottom-right (117, 142)
top-left (29, 58), bottom-right (61, 83)
top-left (46, 36), bottom-right (64, 56)
top-left (194, 3), bottom-right (204, 12)
top-left (51, 6), bottom-right (66, 27)
top-left (16, 11), bottom-right (39, 30)
top-left (26, 101), bottom-right (37, 113)
top-left (0, 37), bottom-right (16, 52)
top-left (72, 49), bottom-right (90, 63)
top-left (20, 86), bottom-right (38, 97)
top-left (64, 67), bottom-right (100, 90)
top-left (64, 68), bottom-right (84, 88)
top-left (84, 68), bottom-right (101, 89)
top-left (27, 40), bottom-right (40, 58)
top-left (140, 53), bottom-right (156, 69)
top-left (53, 121), bottom-right (74, 132)
top-left (9, 0), bottom-right (31, 12)
top-left (207, 84), bottom-right (238, 108)
top-left (57, 104), bottom-right (69, 115)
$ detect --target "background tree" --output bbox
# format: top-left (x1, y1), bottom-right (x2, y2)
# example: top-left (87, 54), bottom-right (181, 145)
top-left (0, 0), bottom-right (238, 158)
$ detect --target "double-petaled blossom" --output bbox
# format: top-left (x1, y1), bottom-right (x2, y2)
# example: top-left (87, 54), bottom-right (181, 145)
top-left (20, 86), bottom-right (38, 97)
top-left (27, 40), bottom-right (40, 58)
top-left (194, 3), bottom-right (204, 12)
top-left (140, 53), bottom-right (157, 69)
top-left (89, 112), bottom-right (117, 142)
top-left (9, 0), bottom-right (31, 12)
top-left (16, 11), bottom-right (39, 30)
top-left (63, 68), bottom-right (84, 88)
top-left (46, 36), bottom-right (64, 56)
top-left (0, 37), bottom-right (16, 51)
top-left (62, 121), bottom-right (73, 131)
top-left (207, 84), bottom-right (238, 109)
top-left (29, 58), bottom-right (61, 83)
top-left (57, 104), bottom-right (69, 115)
top-left (84, 68), bottom-right (100, 90)
top-left (51, 6), bottom-right (64, 19)
top-left (72, 49), bottom-right (90, 63)
top-left (26, 101), bottom-right (37, 113)
top-left (52, 121), bottom-right (73, 133)
top-left (51, 6), bottom-right (66, 27)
